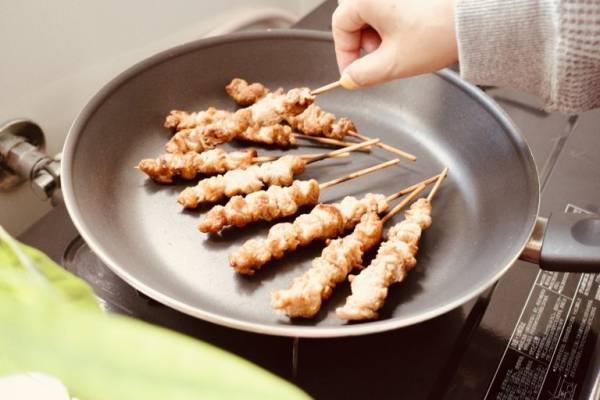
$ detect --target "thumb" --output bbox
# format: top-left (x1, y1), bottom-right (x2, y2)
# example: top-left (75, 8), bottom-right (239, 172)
top-left (342, 45), bottom-right (395, 88)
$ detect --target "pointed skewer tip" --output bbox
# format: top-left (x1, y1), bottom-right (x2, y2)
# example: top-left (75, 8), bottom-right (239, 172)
top-left (384, 172), bottom-right (442, 202)
top-left (347, 131), bottom-right (417, 161)
top-left (318, 158), bottom-right (400, 190)
top-left (427, 167), bottom-right (449, 202)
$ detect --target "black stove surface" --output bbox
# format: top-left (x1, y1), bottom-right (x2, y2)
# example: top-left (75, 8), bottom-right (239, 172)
top-left (446, 108), bottom-right (600, 400)
top-left (18, 1), bottom-right (600, 399)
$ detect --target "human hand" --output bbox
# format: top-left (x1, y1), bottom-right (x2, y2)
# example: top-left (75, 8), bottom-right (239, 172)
top-left (332, 0), bottom-right (458, 88)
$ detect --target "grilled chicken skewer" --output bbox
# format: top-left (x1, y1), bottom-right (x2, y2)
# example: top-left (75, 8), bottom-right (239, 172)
top-left (271, 184), bottom-right (427, 319)
top-left (226, 79), bottom-right (355, 140)
top-left (231, 194), bottom-right (387, 275)
top-left (164, 87), bottom-right (314, 153)
top-left (165, 109), bottom-right (357, 155)
top-left (137, 148), bottom-right (345, 184)
top-left (198, 159), bottom-right (400, 233)
top-left (179, 154), bottom-right (306, 207)
top-left (138, 148), bottom-right (351, 184)
top-left (336, 169), bottom-right (448, 321)
top-left (178, 139), bottom-right (378, 208)
top-left (225, 78), bottom-right (269, 106)
top-left (165, 108), bottom-right (250, 153)
top-left (226, 79), bottom-right (416, 160)
top-left (227, 79), bottom-right (356, 141)
top-left (288, 104), bottom-right (357, 141)
top-left (137, 148), bottom-right (257, 183)
top-left (230, 174), bottom-right (441, 275)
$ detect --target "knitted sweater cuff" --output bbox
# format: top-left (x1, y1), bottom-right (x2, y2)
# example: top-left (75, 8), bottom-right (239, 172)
top-left (455, 0), bottom-right (557, 103)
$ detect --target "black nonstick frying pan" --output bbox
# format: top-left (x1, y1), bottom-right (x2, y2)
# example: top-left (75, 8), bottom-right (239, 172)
top-left (62, 30), bottom-right (600, 337)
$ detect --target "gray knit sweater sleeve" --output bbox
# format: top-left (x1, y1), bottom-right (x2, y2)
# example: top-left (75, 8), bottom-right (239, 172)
top-left (456, 0), bottom-right (600, 113)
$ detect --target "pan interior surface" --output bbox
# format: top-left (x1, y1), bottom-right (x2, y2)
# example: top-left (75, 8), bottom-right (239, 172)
top-left (63, 31), bottom-right (538, 336)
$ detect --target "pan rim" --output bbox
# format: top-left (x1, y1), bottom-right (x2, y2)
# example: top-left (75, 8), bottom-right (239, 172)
top-left (62, 29), bottom-right (540, 337)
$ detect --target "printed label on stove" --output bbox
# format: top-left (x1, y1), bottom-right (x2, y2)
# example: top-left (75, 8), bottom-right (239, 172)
top-left (485, 271), bottom-right (600, 400)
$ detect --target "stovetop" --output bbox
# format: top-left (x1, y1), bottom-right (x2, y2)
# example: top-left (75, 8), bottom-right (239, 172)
top-left (18, 1), bottom-right (600, 399)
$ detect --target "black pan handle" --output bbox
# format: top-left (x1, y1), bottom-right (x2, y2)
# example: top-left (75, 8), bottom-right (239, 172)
top-left (521, 213), bottom-right (600, 272)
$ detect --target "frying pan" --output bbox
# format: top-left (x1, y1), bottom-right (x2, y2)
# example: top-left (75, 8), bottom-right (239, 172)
top-left (62, 30), bottom-right (600, 337)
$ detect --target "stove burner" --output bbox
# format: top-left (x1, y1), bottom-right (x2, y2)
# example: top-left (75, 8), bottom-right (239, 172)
top-left (59, 234), bottom-right (479, 398)
top-left (63, 236), bottom-right (159, 314)
top-left (61, 235), bottom-right (297, 379)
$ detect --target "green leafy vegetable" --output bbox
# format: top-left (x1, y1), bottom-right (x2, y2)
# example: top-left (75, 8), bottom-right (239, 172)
top-left (0, 227), bottom-right (100, 311)
top-left (0, 226), bottom-right (309, 400)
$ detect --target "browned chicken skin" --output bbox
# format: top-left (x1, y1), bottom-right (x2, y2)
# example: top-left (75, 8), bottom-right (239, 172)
top-left (230, 194), bottom-right (388, 275)
top-left (225, 78), bottom-right (269, 106)
top-left (177, 155), bottom-right (307, 208)
top-left (164, 86), bottom-right (314, 152)
top-left (226, 79), bottom-right (356, 140)
top-left (336, 198), bottom-right (432, 320)
top-left (271, 212), bottom-right (384, 318)
top-left (198, 180), bottom-right (320, 233)
top-left (138, 148), bottom-right (256, 183)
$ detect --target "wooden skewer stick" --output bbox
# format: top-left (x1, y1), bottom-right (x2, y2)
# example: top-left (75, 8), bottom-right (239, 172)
top-left (319, 159), bottom-right (400, 190)
top-left (384, 173), bottom-right (442, 202)
top-left (294, 133), bottom-right (370, 151)
top-left (252, 139), bottom-right (377, 164)
top-left (305, 138), bottom-right (379, 164)
top-left (427, 167), bottom-right (449, 202)
top-left (252, 152), bottom-right (353, 164)
top-left (348, 131), bottom-right (417, 161)
top-left (382, 184), bottom-right (427, 224)
top-left (311, 80), bottom-right (342, 96)
top-left (304, 152), bottom-right (350, 160)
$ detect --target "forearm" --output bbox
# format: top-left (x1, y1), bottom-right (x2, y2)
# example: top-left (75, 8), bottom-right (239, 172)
top-left (456, 0), bottom-right (600, 113)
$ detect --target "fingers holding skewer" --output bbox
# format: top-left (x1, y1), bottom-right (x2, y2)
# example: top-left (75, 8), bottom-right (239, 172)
top-left (310, 74), bottom-right (358, 96)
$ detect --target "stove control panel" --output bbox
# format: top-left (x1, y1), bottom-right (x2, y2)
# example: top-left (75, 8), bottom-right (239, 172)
top-left (485, 206), bottom-right (600, 400)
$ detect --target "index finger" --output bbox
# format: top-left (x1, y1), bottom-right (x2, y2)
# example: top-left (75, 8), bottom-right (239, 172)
top-left (332, 0), bottom-right (368, 73)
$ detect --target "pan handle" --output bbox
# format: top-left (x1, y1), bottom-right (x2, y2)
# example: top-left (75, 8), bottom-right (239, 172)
top-left (520, 213), bottom-right (600, 272)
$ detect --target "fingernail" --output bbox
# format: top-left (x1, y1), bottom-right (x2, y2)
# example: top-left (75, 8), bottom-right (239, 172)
top-left (340, 72), bottom-right (359, 89)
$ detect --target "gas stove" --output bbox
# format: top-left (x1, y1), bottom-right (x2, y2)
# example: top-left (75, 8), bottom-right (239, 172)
top-left (16, 1), bottom-right (600, 399)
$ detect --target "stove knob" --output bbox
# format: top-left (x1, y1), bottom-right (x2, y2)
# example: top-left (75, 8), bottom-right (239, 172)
top-left (31, 159), bottom-right (61, 200)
